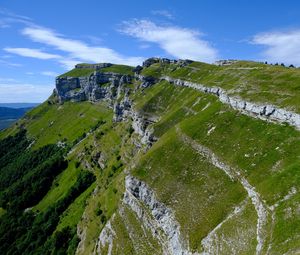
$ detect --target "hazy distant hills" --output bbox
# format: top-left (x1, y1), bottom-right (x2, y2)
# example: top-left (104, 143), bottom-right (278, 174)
top-left (0, 103), bottom-right (39, 130)
top-left (0, 103), bottom-right (39, 109)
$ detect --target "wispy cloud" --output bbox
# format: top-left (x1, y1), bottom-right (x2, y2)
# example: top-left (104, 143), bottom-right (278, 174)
top-left (252, 30), bottom-right (300, 66)
top-left (119, 19), bottom-right (218, 63)
top-left (0, 8), bottom-right (33, 27)
top-left (41, 71), bottom-right (58, 77)
top-left (0, 82), bottom-right (53, 103)
top-left (19, 26), bottom-right (143, 67)
top-left (0, 8), bottom-right (32, 21)
top-left (1, 8), bottom-right (144, 69)
top-left (4, 47), bottom-right (61, 60)
top-left (151, 10), bottom-right (174, 20)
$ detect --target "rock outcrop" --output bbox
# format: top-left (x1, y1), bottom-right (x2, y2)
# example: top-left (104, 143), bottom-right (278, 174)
top-left (55, 72), bottom-right (132, 103)
top-left (135, 74), bottom-right (158, 88)
top-left (142, 57), bottom-right (193, 68)
top-left (162, 76), bottom-right (300, 130)
top-left (55, 67), bottom-right (156, 147)
top-left (123, 175), bottom-right (196, 255)
top-left (75, 63), bottom-right (112, 69)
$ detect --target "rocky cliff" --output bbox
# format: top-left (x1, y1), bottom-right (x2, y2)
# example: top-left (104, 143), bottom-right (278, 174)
top-left (55, 71), bottom-right (132, 103)
top-left (28, 58), bottom-right (300, 255)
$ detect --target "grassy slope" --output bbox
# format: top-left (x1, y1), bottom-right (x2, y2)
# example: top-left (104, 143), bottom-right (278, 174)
top-left (132, 129), bottom-right (247, 252)
top-left (29, 104), bottom-right (128, 237)
top-left (129, 77), bottom-right (300, 253)
top-left (59, 68), bottom-right (95, 78)
top-left (1, 60), bottom-right (300, 254)
top-left (142, 61), bottom-right (300, 112)
top-left (24, 101), bottom-right (111, 148)
top-left (0, 96), bottom-right (128, 252)
top-left (101, 64), bottom-right (134, 75)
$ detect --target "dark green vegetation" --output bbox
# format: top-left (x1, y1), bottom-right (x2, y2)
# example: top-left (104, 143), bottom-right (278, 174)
top-left (1, 59), bottom-right (300, 254)
top-left (0, 130), bottom-right (96, 255)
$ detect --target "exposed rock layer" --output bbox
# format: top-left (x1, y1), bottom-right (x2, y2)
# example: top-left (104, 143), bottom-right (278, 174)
top-left (55, 72), bottom-right (131, 103)
top-left (96, 175), bottom-right (197, 255)
top-left (161, 76), bottom-right (300, 130)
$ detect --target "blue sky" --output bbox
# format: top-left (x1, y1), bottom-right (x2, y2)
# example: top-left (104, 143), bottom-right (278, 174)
top-left (1, 0), bottom-right (300, 102)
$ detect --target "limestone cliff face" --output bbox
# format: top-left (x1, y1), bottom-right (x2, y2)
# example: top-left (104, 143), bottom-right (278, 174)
top-left (55, 72), bottom-right (132, 103)
top-left (55, 66), bottom-right (157, 147)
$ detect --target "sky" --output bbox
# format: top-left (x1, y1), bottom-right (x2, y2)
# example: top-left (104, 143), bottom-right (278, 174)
top-left (0, 0), bottom-right (300, 103)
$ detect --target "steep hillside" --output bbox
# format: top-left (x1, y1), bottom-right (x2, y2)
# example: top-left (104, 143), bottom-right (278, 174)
top-left (1, 59), bottom-right (300, 255)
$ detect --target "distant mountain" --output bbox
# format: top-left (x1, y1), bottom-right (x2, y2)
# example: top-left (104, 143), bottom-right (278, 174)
top-left (0, 106), bottom-right (36, 130)
top-left (0, 103), bottom-right (39, 109)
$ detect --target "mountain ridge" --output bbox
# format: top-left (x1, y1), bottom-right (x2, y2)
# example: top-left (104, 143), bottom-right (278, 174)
top-left (1, 58), bottom-right (300, 254)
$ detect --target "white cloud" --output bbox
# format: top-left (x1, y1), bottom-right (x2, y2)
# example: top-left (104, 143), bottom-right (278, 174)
top-left (0, 8), bottom-right (32, 21)
top-left (0, 82), bottom-right (53, 103)
top-left (252, 30), bottom-right (300, 65)
top-left (4, 47), bottom-right (61, 60)
top-left (119, 19), bottom-right (218, 63)
top-left (41, 71), bottom-right (58, 77)
top-left (151, 10), bottom-right (174, 19)
top-left (21, 26), bottom-right (143, 66)
top-left (0, 8), bottom-right (34, 27)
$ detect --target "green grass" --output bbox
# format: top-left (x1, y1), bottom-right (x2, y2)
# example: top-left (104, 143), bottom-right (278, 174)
top-left (107, 212), bottom-right (135, 255)
top-left (69, 119), bottom-right (132, 255)
top-left (205, 199), bottom-right (257, 254)
top-left (56, 183), bottom-right (95, 231)
top-left (34, 161), bottom-right (81, 212)
top-left (22, 101), bottom-right (112, 148)
top-left (107, 205), bottom-right (163, 255)
top-left (132, 129), bottom-right (246, 252)
top-left (142, 60), bottom-right (300, 112)
top-left (75, 172), bottom-right (125, 255)
top-left (129, 76), bottom-right (300, 253)
top-left (179, 102), bottom-right (300, 205)
top-left (101, 64), bottom-right (134, 75)
top-left (59, 68), bottom-right (95, 77)
top-left (132, 80), bottom-right (218, 138)
top-left (270, 193), bottom-right (300, 254)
